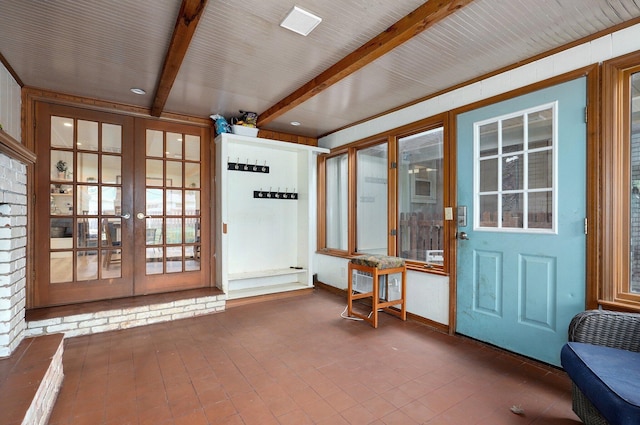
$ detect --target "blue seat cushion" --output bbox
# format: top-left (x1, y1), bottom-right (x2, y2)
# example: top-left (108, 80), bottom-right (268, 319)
top-left (561, 342), bottom-right (640, 425)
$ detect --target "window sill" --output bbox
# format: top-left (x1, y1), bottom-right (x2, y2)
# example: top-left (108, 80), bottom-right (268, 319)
top-left (598, 299), bottom-right (640, 314)
top-left (406, 263), bottom-right (448, 276)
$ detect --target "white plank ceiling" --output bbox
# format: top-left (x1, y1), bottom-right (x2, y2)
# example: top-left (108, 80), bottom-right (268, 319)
top-left (1, 0), bottom-right (640, 137)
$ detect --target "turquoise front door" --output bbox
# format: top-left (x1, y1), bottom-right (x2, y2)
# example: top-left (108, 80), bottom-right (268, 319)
top-left (456, 78), bottom-right (587, 366)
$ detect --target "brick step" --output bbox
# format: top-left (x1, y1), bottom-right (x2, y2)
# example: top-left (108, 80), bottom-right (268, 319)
top-left (0, 334), bottom-right (64, 425)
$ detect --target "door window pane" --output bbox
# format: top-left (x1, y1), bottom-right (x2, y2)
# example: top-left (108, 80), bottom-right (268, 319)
top-left (185, 163), bottom-right (200, 188)
top-left (77, 120), bottom-right (98, 151)
top-left (51, 117), bottom-right (74, 148)
top-left (166, 161), bottom-right (183, 187)
top-left (185, 135), bottom-right (200, 161)
top-left (167, 132), bottom-right (182, 159)
top-left (146, 159), bottom-right (164, 184)
top-left (398, 128), bottom-right (444, 264)
top-left (146, 130), bottom-right (164, 157)
top-left (77, 152), bottom-right (98, 183)
top-left (102, 123), bottom-right (122, 153)
top-left (325, 154), bottom-right (348, 251)
top-left (475, 103), bottom-right (556, 232)
top-left (51, 150), bottom-right (73, 181)
top-left (356, 143), bottom-right (387, 254)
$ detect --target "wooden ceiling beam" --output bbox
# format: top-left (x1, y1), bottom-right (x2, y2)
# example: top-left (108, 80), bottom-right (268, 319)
top-left (151, 0), bottom-right (208, 117)
top-left (257, 0), bottom-right (474, 127)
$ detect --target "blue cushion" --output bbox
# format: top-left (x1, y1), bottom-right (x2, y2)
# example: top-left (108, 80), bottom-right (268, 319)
top-left (561, 342), bottom-right (640, 425)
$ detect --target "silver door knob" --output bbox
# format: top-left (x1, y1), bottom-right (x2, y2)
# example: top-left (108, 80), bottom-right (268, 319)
top-left (120, 213), bottom-right (131, 219)
top-left (457, 231), bottom-right (469, 240)
top-left (136, 212), bottom-right (150, 220)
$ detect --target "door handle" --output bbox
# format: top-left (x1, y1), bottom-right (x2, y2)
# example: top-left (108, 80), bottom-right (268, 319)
top-left (136, 212), bottom-right (151, 220)
top-left (120, 213), bottom-right (131, 220)
top-left (457, 231), bottom-right (469, 240)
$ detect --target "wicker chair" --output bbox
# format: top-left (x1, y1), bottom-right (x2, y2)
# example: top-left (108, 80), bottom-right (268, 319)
top-left (566, 309), bottom-right (640, 424)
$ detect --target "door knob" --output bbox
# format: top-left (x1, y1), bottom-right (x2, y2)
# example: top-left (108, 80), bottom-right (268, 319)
top-left (136, 212), bottom-right (150, 220)
top-left (457, 231), bottom-right (469, 240)
top-left (120, 213), bottom-right (131, 219)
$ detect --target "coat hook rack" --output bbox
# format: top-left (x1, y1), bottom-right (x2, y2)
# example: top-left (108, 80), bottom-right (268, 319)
top-left (227, 157), bottom-right (269, 173)
top-left (253, 187), bottom-right (298, 200)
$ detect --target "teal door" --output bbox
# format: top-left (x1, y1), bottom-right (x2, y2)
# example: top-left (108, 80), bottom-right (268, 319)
top-left (456, 78), bottom-right (587, 366)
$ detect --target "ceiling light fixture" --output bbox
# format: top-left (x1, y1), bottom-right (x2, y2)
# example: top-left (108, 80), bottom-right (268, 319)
top-left (290, 121), bottom-right (301, 126)
top-left (280, 6), bottom-right (322, 36)
top-left (130, 87), bottom-right (146, 95)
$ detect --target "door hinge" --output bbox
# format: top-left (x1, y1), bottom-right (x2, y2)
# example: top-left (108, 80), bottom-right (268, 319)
top-left (390, 162), bottom-right (397, 169)
top-left (390, 229), bottom-right (397, 236)
top-left (584, 107), bottom-right (588, 123)
top-left (584, 217), bottom-right (588, 235)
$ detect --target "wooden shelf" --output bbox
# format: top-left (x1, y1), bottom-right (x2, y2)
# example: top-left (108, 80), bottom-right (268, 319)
top-left (227, 282), bottom-right (310, 300)
top-left (228, 268), bottom-right (307, 281)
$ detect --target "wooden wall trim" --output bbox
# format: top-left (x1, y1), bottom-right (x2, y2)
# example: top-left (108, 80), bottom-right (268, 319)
top-left (257, 129), bottom-right (318, 146)
top-left (22, 87), bottom-right (211, 127)
top-left (0, 129), bottom-right (35, 164)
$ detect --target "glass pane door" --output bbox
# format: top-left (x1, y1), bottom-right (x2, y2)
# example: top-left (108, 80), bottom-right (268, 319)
top-left (35, 103), bottom-right (134, 307)
top-left (133, 122), bottom-right (208, 295)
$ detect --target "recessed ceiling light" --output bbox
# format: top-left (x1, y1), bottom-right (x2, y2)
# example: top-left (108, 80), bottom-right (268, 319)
top-left (290, 121), bottom-right (301, 126)
top-left (280, 6), bottom-right (322, 36)
top-left (130, 88), bottom-right (146, 95)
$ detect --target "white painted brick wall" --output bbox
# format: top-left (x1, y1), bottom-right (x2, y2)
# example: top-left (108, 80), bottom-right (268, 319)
top-left (20, 337), bottom-right (64, 425)
top-left (26, 294), bottom-right (226, 339)
top-left (0, 154), bottom-right (28, 358)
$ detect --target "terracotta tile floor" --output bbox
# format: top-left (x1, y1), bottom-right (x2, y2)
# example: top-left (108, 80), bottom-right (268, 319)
top-left (47, 289), bottom-right (580, 425)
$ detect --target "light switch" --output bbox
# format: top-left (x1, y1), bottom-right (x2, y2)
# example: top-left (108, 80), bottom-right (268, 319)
top-left (444, 207), bottom-right (453, 221)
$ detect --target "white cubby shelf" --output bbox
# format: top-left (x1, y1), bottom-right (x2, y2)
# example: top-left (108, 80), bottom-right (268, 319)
top-left (215, 133), bottom-right (328, 299)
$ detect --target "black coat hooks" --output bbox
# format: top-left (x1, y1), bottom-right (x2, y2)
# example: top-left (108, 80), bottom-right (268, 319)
top-left (254, 188), bottom-right (298, 200)
top-left (228, 158), bottom-right (269, 173)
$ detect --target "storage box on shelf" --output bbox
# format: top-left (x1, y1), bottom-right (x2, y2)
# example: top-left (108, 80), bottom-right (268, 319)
top-left (215, 133), bottom-right (328, 299)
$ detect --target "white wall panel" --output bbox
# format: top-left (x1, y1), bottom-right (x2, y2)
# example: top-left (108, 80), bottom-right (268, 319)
top-left (314, 254), bottom-right (450, 326)
top-left (0, 63), bottom-right (21, 141)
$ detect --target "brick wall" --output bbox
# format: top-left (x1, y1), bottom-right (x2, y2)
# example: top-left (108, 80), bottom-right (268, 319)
top-left (0, 153), bottom-right (28, 357)
top-left (26, 294), bottom-right (226, 338)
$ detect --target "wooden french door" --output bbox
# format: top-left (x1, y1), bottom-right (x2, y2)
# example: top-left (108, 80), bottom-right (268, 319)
top-left (34, 103), bottom-right (210, 307)
top-left (132, 119), bottom-right (209, 295)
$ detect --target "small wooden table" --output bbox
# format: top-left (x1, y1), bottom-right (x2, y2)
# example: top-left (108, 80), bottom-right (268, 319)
top-left (347, 255), bottom-right (406, 328)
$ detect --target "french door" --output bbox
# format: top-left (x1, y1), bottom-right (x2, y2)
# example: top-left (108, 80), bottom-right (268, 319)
top-left (34, 103), bottom-right (209, 307)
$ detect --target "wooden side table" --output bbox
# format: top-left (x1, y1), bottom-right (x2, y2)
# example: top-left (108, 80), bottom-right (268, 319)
top-left (347, 255), bottom-right (406, 328)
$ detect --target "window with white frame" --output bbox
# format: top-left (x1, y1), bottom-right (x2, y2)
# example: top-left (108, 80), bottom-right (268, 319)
top-left (474, 103), bottom-right (556, 232)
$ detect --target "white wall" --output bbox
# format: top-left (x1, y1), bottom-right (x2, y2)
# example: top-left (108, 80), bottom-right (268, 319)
top-left (0, 64), bottom-right (21, 141)
top-left (315, 22), bottom-right (640, 327)
top-left (315, 254), bottom-right (449, 325)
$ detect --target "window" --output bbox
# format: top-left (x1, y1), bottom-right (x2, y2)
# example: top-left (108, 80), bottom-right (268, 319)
top-left (318, 114), bottom-right (451, 273)
top-left (356, 143), bottom-right (388, 255)
top-left (398, 128), bottom-right (444, 265)
top-left (601, 54), bottom-right (640, 310)
top-left (474, 103), bottom-right (556, 232)
top-left (629, 70), bottom-right (640, 295)
top-left (325, 154), bottom-right (348, 251)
